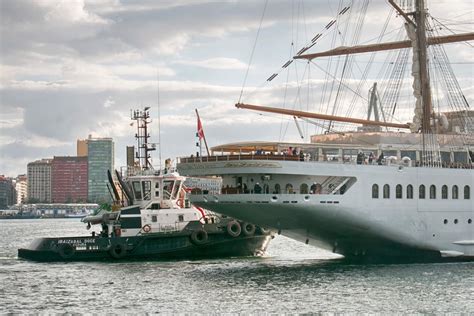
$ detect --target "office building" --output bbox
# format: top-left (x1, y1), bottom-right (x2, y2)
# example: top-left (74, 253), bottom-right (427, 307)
top-left (15, 174), bottom-right (28, 205)
top-left (51, 156), bottom-right (88, 203)
top-left (27, 159), bottom-right (52, 203)
top-left (87, 137), bottom-right (114, 203)
top-left (0, 175), bottom-right (16, 209)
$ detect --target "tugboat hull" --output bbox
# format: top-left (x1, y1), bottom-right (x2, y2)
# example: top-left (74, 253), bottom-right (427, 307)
top-left (18, 229), bottom-right (273, 262)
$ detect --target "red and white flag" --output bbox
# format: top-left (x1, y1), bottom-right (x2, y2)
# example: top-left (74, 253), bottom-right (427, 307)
top-left (197, 115), bottom-right (204, 140)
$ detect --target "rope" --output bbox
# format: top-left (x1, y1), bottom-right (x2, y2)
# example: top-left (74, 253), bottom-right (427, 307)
top-left (238, 0), bottom-right (269, 104)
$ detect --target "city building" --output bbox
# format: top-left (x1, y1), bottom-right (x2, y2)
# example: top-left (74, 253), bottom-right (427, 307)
top-left (77, 138), bottom-right (88, 157)
top-left (87, 137), bottom-right (114, 203)
top-left (27, 159), bottom-right (52, 203)
top-left (0, 175), bottom-right (16, 209)
top-left (51, 156), bottom-right (88, 203)
top-left (15, 174), bottom-right (28, 205)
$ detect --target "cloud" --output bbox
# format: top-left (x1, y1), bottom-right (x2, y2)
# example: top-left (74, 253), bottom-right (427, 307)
top-left (176, 58), bottom-right (248, 70)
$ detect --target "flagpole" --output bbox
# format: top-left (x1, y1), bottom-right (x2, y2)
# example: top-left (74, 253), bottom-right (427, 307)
top-left (195, 109), bottom-right (210, 156)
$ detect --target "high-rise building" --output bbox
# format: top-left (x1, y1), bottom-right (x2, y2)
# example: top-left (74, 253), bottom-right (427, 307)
top-left (27, 159), bottom-right (52, 203)
top-left (87, 137), bottom-right (114, 203)
top-left (51, 156), bottom-right (88, 203)
top-left (15, 174), bottom-right (28, 205)
top-left (77, 138), bottom-right (89, 157)
top-left (0, 175), bottom-right (16, 209)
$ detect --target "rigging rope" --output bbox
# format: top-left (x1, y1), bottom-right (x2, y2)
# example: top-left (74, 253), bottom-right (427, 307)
top-left (238, 0), bottom-right (269, 104)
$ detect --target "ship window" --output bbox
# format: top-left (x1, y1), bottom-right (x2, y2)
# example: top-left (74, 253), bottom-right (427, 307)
top-left (441, 185), bottom-right (448, 199)
top-left (452, 185), bottom-right (459, 199)
top-left (372, 184), bottom-right (379, 198)
top-left (172, 181), bottom-right (181, 200)
top-left (285, 184), bottom-right (293, 194)
top-left (300, 183), bottom-right (309, 194)
top-left (419, 185), bottom-right (425, 199)
top-left (178, 215), bottom-right (184, 222)
top-left (155, 190), bottom-right (160, 197)
top-left (396, 184), bottom-right (402, 199)
top-left (464, 185), bottom-right (470, 199)
top-left (132, 181), bottom-right (142, 200)
top-left (142, 181), bottom-right (151, 200)
top-left (274, 184), bottom-right (281, 194)
top-left (383, 184), bottom-right (390, 199)
top-left (430, 185), bottom-right (436, 199)
top-left (163, 180), bottom-right (174, 199)
top-left (152, 215), bottom-right (157, 222)
top-left (407, 185), bottom-right (413, 199)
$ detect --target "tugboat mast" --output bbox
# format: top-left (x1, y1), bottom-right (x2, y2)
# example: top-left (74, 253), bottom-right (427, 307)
top-left (131, 107), bottom-right (156, 170)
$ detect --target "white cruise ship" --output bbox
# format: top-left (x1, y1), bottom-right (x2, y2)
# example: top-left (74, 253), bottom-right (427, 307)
top-left (178, 0), bottom-right (474, 261)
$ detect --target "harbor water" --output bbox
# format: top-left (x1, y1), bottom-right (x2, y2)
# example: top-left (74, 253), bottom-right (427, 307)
top-left (1, 219), bottom-right (473, 314)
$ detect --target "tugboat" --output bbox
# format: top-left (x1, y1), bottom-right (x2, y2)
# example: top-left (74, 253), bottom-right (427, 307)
top-left (18, 108), bottom-right (273, 262)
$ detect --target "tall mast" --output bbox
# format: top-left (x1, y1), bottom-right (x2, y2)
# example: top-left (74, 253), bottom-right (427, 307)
top-left (131, 107), bottom-right (156, 170)
top-left (414, 0), bottom-right (432, 134)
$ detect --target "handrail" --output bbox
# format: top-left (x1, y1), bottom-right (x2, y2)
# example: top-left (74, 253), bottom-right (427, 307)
top-left (178, 154), bottom-right (473, 169)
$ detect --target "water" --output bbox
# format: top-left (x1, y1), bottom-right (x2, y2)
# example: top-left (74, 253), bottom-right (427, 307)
top-left (1, 219), bottom-right (473, 314)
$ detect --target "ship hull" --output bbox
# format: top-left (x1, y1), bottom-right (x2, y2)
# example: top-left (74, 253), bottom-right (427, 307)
top-left (180, 159), bottom-right (474, 262)
top-left (18, 228), bottom-right (272, 262)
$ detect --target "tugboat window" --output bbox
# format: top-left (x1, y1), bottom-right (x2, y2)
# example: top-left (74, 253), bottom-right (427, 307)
top-left (152, 215), bottom-right (157, 222)
top-left (441, 185), bottom-right (448, 199)
top-left (430, 185), bottom-right (436, 199)
top-left (383, 184), bottom-right (390, 199)
top-left (419, 185), bottom-right (425, 199)
top-left (407, 185), bottom-right (413, 199)
top-left (178, 215), bottom-right (184, 222)
top-left (285, 183), bottom-right (293, 194)
top-left (464, 185), bottom-right (470, 199)
top-left (142, 181), bottom-right (151, 200)
top-left (372, 184), bottom-right (379, 199)
top-left (132, 181), bottom-right (142, 200)
top-left (163, 180), bottom-right (174, 199)
top-left (452, 185), bottom-right (459, 199)
top-left (396, 184), bottom-right (402, 199)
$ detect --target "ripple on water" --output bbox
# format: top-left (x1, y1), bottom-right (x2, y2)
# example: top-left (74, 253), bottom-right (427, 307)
top-left (1, 219), bottom-right (473, 313)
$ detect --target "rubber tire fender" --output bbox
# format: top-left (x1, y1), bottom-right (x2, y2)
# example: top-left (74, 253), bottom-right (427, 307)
top-left (242, 222), bottom-right (256, 236)
top-left (109, 242), bottom-right (127, 259)
top-left (226, 220), bottom-right (241, 238)
top-left (58, 243), bottom-right (75, 259)
top-left (190, 229), bottom-right (208, 245)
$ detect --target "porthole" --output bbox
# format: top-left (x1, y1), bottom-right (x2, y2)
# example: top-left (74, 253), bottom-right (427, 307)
top-left (304, 195), bottom-right (310, 201)
top-left (468, 219), bottom-right (472, 224)
top-left (454, 219), bottom-right (458, 224)
top-left (443, 219), bottom-right (448, 224)
top-left (271, 196), bottom-right (278, 201)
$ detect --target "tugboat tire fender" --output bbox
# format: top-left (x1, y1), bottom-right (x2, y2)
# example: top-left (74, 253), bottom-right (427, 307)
top-left (226, 220), bottom-right (241, 238)
top-left (242, 222), bottom-right (256, 236)
top-left (109, 243), bottom-right (127, 259)
top-left (190, 229), bottom-right (208, 245)
top-left (58, 244), bottom-right (75, 259)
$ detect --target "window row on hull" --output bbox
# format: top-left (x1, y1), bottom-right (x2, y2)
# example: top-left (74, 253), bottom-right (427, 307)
top-left (372, 184), bottom-right (470, 200)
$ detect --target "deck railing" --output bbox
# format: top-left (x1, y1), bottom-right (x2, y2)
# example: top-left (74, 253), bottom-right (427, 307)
top-left (179, 154), bottom-right (473, 169)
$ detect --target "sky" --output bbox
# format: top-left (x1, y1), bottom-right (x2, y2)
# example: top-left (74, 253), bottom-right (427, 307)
top-left (1, 0), bottom-right (473, 177)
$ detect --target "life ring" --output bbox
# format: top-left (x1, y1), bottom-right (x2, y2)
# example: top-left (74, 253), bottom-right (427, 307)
top-left (142, 224), bottom-right (151, 233)
top-left (226, 220), bottom-right (241, 238)
top-left (242, 222), bottom-right (256, 236)
top-left (109, 243), bottom-right (127, 259)
top-left (58, 243), bottom-right (75, 259)
top-left (190, 229), bottom-right (208, 245)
